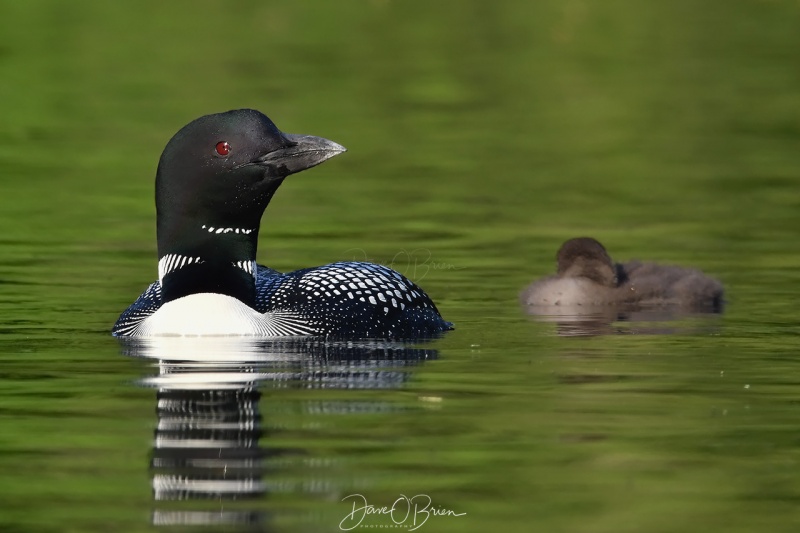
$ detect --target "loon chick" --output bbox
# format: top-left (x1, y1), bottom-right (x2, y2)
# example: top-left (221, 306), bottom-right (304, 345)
top-left (520, 237), bottom-right (724, 311)
top-left (113, 109), bottom-right (452, 338)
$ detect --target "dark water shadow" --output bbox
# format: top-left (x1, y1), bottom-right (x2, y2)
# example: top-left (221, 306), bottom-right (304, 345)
top-left (119, 337), bottom-right (440, 530)
top-left (522, 305), bottom-right (724, 337)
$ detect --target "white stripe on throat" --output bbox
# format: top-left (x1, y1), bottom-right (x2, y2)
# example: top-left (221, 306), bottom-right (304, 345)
top-left (158, 255), bottom-right (258, 283)
top-left (158, 254), bottom-right (204, 282)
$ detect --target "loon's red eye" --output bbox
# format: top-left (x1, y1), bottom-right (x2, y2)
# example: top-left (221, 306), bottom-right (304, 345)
top-left (215, 141), bottom-right (231, 156)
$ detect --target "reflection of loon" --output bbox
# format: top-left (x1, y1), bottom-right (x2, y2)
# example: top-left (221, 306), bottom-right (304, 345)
top-left (152, 388), bottom-right (266, 501)
top-left (122, 337), bottom-right (439, 528)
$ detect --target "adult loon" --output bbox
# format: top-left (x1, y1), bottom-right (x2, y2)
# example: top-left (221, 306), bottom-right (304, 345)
top-left (113, 109), bottom-right (452, 338)
top-left (520, 237), bottom-right (724, 311)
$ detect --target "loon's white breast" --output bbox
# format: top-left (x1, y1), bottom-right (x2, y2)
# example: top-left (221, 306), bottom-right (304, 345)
top-left (132, 293), bottom-right (314, 337)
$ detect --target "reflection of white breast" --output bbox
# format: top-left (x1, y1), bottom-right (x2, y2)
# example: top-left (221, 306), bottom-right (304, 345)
top-left (134, 293), bottom-right (314, 336)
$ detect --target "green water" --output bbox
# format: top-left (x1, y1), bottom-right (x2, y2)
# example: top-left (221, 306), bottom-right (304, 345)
top-left (2, 0), bottom-right (800, 531)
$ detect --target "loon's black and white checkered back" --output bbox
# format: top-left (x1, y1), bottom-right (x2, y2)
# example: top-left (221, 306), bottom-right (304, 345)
top-left (254, 261), bottom-right (449, 338)
top-left (113, 261), bottom-right (451, 338)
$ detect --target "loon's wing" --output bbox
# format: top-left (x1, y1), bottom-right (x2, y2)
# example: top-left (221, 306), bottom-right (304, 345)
top-left (112, 281), bottom-right (162, 336)
top-left (254, 261), bottom-right (452, 338)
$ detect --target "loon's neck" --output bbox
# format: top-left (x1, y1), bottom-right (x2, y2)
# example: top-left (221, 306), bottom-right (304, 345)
top-left (157, 221), bottom-right (260, 307)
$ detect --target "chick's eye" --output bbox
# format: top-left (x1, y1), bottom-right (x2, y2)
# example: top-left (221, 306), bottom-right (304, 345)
top-left (215, 141), bottom-right (231, 156)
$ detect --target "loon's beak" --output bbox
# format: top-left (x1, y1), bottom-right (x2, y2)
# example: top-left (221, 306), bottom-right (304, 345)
top-left (256, 134), bottom-right (346, 177)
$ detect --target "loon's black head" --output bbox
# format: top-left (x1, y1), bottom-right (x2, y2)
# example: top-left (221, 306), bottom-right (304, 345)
top-left (556, 237), bottom-right (618, 287)
top-left (154, 109), bottom-right (345, 304)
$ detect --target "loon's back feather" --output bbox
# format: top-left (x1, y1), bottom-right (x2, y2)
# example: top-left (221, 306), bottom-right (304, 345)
top-left (113, 262), bottom-right (452, 338)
